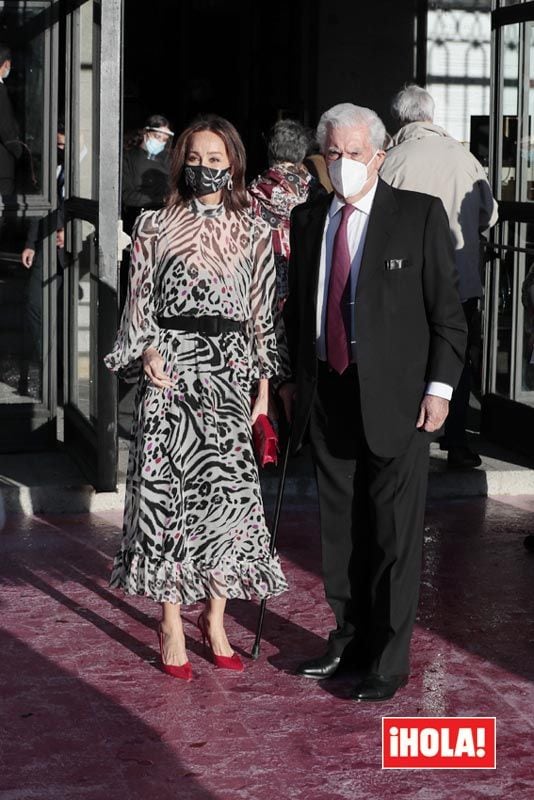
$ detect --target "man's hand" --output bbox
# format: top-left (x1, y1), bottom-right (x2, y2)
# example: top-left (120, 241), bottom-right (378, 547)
top-left (416, 394), bottom-right (449, 432)
top-left (21, 248), bottom-right (35, 269)
top-left (278, 382), bottom-right (297, 423)
top-left (142, 347), bottom-right (174, 389)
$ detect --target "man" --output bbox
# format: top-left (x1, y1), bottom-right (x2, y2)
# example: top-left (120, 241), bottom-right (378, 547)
top-left (21, 124), bottom-right (65, 270)
top-left (0, 44), bottom-right (22, 197)
top-left (380, 84), bottom-right (498, 469)
top-left (280, 103), bottom-right (466, 701)
top-left (19, 125), bottom-right (66, 396)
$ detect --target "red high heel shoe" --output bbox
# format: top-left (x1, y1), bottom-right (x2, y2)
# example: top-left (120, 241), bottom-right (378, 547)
top-left (197, 613), bottom-right (244, 672)
top-left (158, 626), bottom-right (193, 681)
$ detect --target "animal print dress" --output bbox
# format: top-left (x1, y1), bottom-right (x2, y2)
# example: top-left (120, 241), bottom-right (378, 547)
top-left (105, 198), bottom-right (288, 604)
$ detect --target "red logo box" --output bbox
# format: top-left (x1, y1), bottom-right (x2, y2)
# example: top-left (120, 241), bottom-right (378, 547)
top-left (382, 717), bottom-right (496, 769)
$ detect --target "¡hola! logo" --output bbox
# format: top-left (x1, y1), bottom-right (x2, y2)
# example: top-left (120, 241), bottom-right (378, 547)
top-left (382, 717), bottom-right (496, 769)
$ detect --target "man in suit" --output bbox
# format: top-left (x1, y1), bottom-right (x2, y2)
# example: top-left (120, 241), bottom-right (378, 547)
top-left (0, 44), bottom-right (22, 197)
top-left (19, 127), bottom-right (66, 396)
top-left (280, 103), bottom-right (467, 701)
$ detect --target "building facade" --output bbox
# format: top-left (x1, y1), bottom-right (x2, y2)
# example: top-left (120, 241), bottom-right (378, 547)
top-left (0, 0), bottom-right (529, 489)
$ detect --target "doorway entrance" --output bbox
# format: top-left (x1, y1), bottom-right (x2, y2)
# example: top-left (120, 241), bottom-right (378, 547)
top-left (482, 0), bottom-right (534, 453)
top-left (0, 0), bottom-right (123, 491)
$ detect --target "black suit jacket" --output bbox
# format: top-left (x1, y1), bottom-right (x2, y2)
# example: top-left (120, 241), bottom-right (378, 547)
top-left (0, 83), bottom-right (22, 194)
top-left (283, 178), bottom-right (468, 458)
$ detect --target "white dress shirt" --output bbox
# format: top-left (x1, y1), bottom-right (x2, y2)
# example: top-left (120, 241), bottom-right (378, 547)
top-left (316, 179), bottom-right (452, 400)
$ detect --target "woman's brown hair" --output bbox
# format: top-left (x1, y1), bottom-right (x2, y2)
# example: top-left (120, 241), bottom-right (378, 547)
top-left (167, 115), bottom-right (249, 212)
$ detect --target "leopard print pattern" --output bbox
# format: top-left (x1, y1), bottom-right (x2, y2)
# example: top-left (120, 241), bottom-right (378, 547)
top-left (105, 200), bottom-right (288, 603)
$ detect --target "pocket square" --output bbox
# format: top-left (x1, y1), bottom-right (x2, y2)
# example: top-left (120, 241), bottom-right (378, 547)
top-left (385, 258), bottom-right (410, 271)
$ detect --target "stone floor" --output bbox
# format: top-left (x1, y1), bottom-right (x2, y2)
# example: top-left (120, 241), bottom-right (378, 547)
top-left (1, 495), bottom-right (534, 799)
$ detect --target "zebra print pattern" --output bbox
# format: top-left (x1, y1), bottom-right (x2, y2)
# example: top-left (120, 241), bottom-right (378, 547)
top-left (105, 200), bottom-right (288, 604)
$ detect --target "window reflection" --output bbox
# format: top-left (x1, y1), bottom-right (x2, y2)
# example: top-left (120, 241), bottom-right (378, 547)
top-left (427, 1), bottom-right (491, 144)
top-left (0, 216), bottom-right (43, 404)
top-left (0, 2), bottom-right (46, 197)
top-left (67, 218), bottom-right (97, 422)
top-left (0, 3), bottom-right (57, 414)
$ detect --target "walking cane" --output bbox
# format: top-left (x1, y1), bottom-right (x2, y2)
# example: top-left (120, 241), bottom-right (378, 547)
top-left (251, 426), bottom-right (292, 659)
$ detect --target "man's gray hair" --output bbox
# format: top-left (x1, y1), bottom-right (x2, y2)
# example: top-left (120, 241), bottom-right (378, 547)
top-left (268, 119), bottom-right (309, 166)
top-left (316, 103), bottom-right (387, 152)
top-left (392, 84), bottom-right (435, 124)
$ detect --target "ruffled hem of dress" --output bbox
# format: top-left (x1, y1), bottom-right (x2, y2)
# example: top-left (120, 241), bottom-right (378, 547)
top-left (109, 550), bottom-right (289, 605)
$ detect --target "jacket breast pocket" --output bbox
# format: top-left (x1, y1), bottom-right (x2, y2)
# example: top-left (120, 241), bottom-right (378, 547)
top-left (384, 258), bottom-right (411, 272)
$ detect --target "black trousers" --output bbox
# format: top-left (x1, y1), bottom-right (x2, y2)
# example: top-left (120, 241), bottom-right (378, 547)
top-left (309, 362), bottom-right (430, 676)
top-left (443, 298), bottom-right (478, 448)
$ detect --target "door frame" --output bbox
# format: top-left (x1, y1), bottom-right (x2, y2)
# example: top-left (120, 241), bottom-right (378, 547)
top-left (63, 0), bottom-right (123, 490)
top-left (0, 0), bottom-right (59, 451)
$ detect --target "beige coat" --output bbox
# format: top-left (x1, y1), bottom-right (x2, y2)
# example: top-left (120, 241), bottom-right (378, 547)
top-left (380, 122), bottom-right (498, 302)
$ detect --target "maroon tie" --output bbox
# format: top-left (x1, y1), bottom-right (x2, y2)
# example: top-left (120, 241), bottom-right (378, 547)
top-left (326, 204), bottom-right (355, 374)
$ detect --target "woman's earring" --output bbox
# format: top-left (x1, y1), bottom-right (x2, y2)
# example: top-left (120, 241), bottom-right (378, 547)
top-left (227, 175), bottom-right (233, 191)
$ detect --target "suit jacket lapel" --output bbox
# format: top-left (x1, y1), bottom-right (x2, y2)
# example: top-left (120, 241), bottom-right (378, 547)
top-left (356, 178), bottom-right (398, 296)
top-left (301, 192), bottom-right (331, 310)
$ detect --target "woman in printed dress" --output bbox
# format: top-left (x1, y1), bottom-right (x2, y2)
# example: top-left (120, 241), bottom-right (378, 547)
top-left (105, 115), bottom-right (288, 680)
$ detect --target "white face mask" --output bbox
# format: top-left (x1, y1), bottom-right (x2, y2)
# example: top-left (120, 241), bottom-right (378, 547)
top-left (328, 152), bottom-right (378, 198)
top-left (2, 67), bottom-right (10, 80)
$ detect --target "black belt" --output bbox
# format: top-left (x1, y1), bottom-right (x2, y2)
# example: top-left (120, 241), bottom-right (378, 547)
top-left (157, 315), bottom-right (247, 336)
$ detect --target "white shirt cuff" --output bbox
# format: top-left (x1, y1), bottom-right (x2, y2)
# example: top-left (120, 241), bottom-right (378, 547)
top-left (425, 381), bottom-right (453, 401)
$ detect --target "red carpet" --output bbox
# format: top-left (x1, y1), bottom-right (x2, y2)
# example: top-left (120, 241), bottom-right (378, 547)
top-left (1, 496), bottom-right (533, 798)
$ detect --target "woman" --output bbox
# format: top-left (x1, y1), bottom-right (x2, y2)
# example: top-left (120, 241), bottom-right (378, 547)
top-left (105, 115), bottom-right (288, 680)
top-left (248, 119), bottom-right (316, 307)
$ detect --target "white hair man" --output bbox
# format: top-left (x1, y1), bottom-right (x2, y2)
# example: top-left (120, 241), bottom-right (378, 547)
top-left (280, 103), bottom-right (466, 701)
top-left (381, 84), bottom-right (498, 469)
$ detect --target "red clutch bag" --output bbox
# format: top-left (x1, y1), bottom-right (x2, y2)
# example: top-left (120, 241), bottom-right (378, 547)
top-left (252, 414), bottom-right (278, 467)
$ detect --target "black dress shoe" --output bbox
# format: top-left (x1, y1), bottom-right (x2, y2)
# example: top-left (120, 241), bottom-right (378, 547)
top-left (447, 446), bottom-right (482, 469)
top-left (352, 673), bottom-right (408, 702)
top-left (296, 652), bottom-right (342, 680)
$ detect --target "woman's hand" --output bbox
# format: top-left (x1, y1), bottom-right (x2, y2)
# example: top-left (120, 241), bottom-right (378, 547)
top-left (142, 347), bottom-right (174, 389)
top-left (251, 378), bottom-right (269, 425)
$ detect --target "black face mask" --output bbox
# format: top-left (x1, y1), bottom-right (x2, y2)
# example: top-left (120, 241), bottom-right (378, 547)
top-left (184, 164), bottom-right (230, 196)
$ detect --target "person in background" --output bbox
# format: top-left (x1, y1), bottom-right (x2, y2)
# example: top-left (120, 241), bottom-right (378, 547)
top-left (122, 113), bottom-right (174, 231)
top-left (249, 120), bottom-right (319, 386)
top-left (22, 123), bottom-right (65, 268)
top-left (121, 114), bottom-right (174, 308)
top-left (380, 84), bottom-right (498, 469)
top-left (19, 125), bottom-right (65, 397)
top-left (249, 120), bottom-right (316, 309)
top-left (106, 115), bottom-right (288, 681)
top-left (0, 42), bottom-right (22, 257)
top-left (0, 44), bottom-right (22, 200)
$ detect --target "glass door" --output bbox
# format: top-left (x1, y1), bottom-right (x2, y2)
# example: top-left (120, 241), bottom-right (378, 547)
top-left (63, 0), bottom-right (123, 490)
top-left (485, 4), bottom-right (534, 403)
top-left (482, 1), bottom-right (534, 451)
top-left (0, 0), bottom-right (59, 450)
